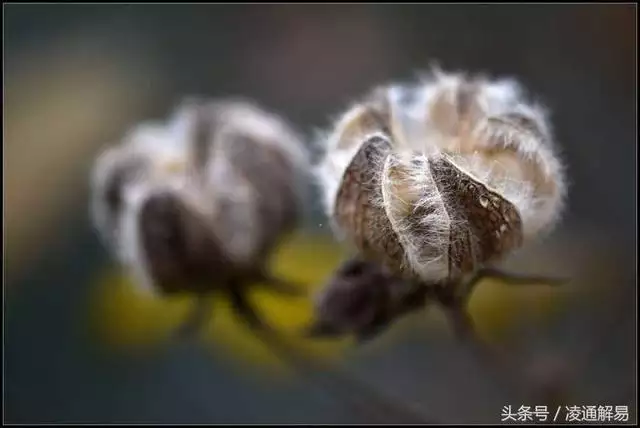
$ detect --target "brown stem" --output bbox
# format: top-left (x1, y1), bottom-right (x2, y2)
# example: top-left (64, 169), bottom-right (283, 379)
top-left (442, 302), bottom-right (520, 388)
top-left (437, 273), bottom-right (573, 412)
top-left (474, 267), bottom-right (569, 287)
top-left (253, 271), bottom-right (306, 297)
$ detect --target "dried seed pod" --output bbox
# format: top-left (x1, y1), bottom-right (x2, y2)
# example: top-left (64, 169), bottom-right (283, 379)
top-left (90, 98), bottom-right (311, 333)
top-left (317, 68), bottom-right (568, 286)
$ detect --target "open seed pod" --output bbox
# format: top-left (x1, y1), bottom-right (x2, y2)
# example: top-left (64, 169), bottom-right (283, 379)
top-left (90, 98), bottom-right (312, 333)
top-left (317, 69), bottom-right (568, 286)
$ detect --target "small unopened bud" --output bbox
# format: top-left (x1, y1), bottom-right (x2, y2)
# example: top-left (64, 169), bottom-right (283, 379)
top-left (307, 257), bottom-right (431, 343)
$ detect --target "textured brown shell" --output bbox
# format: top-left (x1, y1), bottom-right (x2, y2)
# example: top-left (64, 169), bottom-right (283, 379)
top-left (430, 155), bottom-right (523, 278)
top-left (223, 132), bottom-right (301, 262)
top-left (138, 192), bottom-right (235, 295)
top-left (333, 137), bottom-right (524, 283)
top-left (186, 101), bottom-right (302, 266)
top-left (333, 135), bottom-right (408, 276)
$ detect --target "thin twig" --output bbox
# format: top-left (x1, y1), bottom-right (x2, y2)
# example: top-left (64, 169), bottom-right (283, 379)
top-left (436, 268), bottom-right (572, 406)
top-left (441, 302), bottom-right (523, 396)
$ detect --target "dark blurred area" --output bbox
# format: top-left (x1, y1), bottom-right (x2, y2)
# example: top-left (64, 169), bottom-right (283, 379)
top-left (4, 4), bottom-right (636, 424)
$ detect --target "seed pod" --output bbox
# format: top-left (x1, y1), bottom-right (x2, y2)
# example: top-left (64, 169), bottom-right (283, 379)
top-left (90, 98), bottom-right (311, 332)
top-left (317, 69), bottom-right (568, 285)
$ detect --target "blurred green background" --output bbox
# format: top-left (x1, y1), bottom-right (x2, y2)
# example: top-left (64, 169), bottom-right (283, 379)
top-left (4, 4), bottom-right (636, 424)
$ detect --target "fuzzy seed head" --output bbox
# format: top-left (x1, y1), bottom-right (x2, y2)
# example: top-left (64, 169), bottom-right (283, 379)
top-left (317, 68), bottom-right (568, 283)
top-left (91, 98), bottom-right (311, 295)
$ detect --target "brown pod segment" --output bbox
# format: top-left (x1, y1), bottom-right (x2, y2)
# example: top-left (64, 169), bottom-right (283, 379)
top-left (137, 191), bottom-right (235, 295)
top-left (333, 135), bottom-right (408, 278)
top-left (430, 155), bottom-right (524, 280)
top-left (333, 135), bottom-right (524, 285)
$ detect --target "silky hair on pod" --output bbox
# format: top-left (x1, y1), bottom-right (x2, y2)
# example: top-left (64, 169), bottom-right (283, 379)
top-left (90, 98), bottom-right (312, 297)
top-left (316, 68), bottom-right (568, 284)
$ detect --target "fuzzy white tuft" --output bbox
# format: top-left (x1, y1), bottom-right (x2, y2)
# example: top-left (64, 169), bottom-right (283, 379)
top-left (381, 152), bottom-right (451, 282)
top-left (315, 104), bottom-right (376, 224)
top-left (208, 99), bottom-right (311, 175)
top-left (90, 144), bottom-right (129, 249)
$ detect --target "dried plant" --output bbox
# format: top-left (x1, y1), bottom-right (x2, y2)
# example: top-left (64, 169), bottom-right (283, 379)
top-left (89, 97), bottom-right (440, 424)
top-left (313, 67), bottom-right (570, 341)
top-left (303, 67), bottom-right (578, 422)
top-left (90, 98), bottom-right (312, 337)
top-left (88, 68), bottom-right (577, 423)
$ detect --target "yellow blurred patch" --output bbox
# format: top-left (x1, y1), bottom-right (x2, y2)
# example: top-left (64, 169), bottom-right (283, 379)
top-left (469, 277), bottom-right (569, 343)
top-left (89, 232), bottom-right (352, 370)
top-left (89, 232), bottom-right (570, 372)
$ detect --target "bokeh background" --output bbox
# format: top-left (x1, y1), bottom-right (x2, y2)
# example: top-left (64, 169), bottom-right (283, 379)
top-left (4, 4), bottom-right (637, 424)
